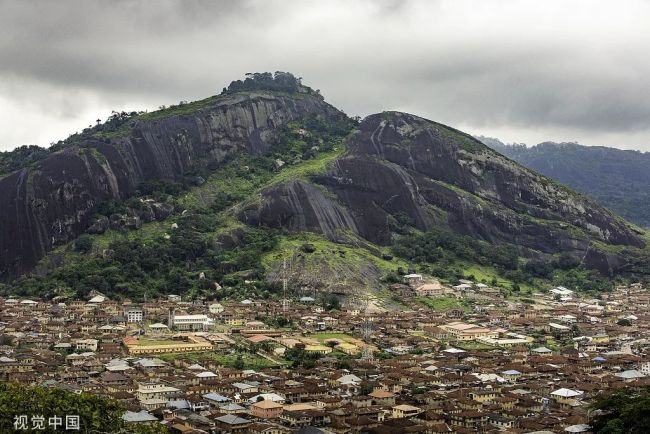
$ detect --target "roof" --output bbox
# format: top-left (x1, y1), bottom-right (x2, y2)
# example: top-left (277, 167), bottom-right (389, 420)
top-left (252, 400), bottom-right (283, 409)
top-left (296, 428), bottom-right (335, 434)
top-left (616, 369), bottom-right (646, 379)
top-left (248, 334), bottom-right (273, 343)
top-left (394, 404), bottom-right (421, 411)
top-left (122, 410), bottom-right (158, 423)
top-left (443, 347), bottom-right (466, 353)
top-left (203, 393), bottom-right (230, 402)
top-left (565, 424), bottom-right (592, 433)
top-left (369, 390), bottom-right (394, 398)
top-left (249, 393), bottom-right (285, 403)
top-left (173, 314), bottom-right (209, 320)
top-left (135, 358), bottom-right (166, 367)
top-left (166, 400), bottom-right (190, 409)
top-left (337, 374), bottom-right (361, 384)
top-left (551, 388), bottom-right (583, 397)
top-left (220, 403), bottom-right (246, 411)
top-left (215, 414), bottom-right (250, 425)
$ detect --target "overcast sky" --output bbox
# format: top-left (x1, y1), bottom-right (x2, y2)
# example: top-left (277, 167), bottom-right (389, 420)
top-left (1, 0), bottom-right (650, 152)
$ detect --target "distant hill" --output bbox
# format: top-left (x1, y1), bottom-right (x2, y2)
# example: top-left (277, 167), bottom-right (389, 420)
top-left (478, 136), bottom-right (650, 229)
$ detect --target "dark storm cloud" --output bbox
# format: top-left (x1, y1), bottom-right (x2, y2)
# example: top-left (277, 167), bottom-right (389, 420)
top-left (1, 0), bottom-right (650, 150)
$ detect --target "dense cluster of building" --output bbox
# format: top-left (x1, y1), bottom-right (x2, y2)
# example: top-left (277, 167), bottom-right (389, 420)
top-left (2, 280), bottom-right (650, 433)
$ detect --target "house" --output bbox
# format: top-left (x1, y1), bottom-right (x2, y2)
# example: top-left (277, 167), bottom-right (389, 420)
top-left (213, 414), bottom-right (251, 433)
top-left (219, 403), bottom-right (247, 414)
top-left (615, 369), bottom-right (646, 381)
top-left (415, 282), bottom-right (446, 297)
top-left (228, 381), bottom-right (257, 394)
top-left (250, 400), bottom-right (284, 419)
top-left (550, 287), bottom-right (574, 297)
top-left (279, 411), bottom-right (313, 428)
top-left (368, 390), bottom-right (396, 406)
top-left (469, 389), bottom-right (498, 403)
top-left (122, 410), bottom-right (158, 424)
top-left (136, 383), bottom-right (180, 401)
top-left (440, 322), bottom-right (498, 341)
top-left (392, 404), bottom-right (422, 419)
top-left (203, 393), bottom-right (231, 406)
top-left (501, 369), bottom-right (522, 382)
top-left (248, 423), bottom-right (289, 434)
top-left (209, 303), bottom-right (225, 314)
top-left (550, 388), bottom-right (584, 406)
top-left (74, 339), bottom-right (98, 352)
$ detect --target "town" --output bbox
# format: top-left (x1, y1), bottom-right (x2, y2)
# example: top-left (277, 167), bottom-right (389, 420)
top-left (2, 277), bottom-right (649, 434)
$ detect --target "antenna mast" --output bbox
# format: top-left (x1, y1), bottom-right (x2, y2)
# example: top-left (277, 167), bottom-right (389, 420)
top-left (360, 291), bottom-right (375, 362)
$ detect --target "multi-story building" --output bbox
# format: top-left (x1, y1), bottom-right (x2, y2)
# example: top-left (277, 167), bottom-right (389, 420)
top-left (124, 306), bottom-right (144, 323)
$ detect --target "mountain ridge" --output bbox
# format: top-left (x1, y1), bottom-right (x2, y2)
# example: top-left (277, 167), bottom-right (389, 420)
top-left (2, 73), bottom-right (649, 299)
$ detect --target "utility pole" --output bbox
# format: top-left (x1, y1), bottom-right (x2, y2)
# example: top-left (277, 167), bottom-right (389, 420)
top-left (282, 257), bottom-right (289, 317)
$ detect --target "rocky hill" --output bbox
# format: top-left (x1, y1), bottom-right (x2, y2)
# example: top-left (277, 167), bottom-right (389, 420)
top-left (0, 73), bottom-right (342, 279)
top-left (1, 73), bottom-right (648, 299)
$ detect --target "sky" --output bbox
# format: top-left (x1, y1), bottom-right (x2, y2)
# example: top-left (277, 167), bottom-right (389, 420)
top-left (1, 0), bottom-right (650, 152)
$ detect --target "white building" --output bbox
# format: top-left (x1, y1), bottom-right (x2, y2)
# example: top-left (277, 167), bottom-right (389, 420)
top-left (209, 303), bottom-right (224, 314)
top-left (550, 286), bottom-right (574, 297)
top-left (172, 314), bottom-right (213, 331)
top-left (74, 339), bottom-right (98, 352)
top-left (136, 382), bottom-right (180, 401)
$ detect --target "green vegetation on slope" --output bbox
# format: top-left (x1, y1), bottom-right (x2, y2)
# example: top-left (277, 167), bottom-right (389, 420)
top-left (262, 232), bottom-right (408, 296)
top-left (417, 296), bottom-right (469, 311)
top-left (0, 145), bottom-right (50, 176)
top-left (392, 226), bottom-right (619, 294)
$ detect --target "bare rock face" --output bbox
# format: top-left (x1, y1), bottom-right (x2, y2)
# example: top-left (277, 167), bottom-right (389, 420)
top-left (238, 180), bottom-right (358, 240)
top-left (250, 112), bottom-right (645, 274)
top-left (0, 92), bottom-right (340, 279)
